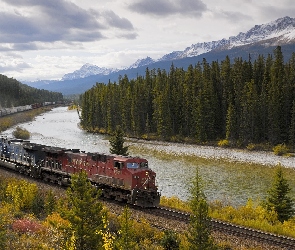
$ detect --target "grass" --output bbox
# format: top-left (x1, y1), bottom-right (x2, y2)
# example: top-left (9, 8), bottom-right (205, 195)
top-left (0, 107), bottom-right (52, 133)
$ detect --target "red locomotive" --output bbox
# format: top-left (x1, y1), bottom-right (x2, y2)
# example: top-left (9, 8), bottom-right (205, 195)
top-left (0, 138), bottom-right (160, 207)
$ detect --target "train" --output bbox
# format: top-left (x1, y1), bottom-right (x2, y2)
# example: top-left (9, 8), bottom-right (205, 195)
top-left (0, 137), bottom-right (161, 207)
top-left (0, 102), bottom-right (56, 117)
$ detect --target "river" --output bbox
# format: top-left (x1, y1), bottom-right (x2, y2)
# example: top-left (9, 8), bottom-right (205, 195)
top-left (2, 107), bottom-right (295, 207)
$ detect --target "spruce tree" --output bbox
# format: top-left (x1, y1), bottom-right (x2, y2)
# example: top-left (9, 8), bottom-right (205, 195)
top-left (109, 125), bottom-right (129, 156)
top-left (62, 171), bottom-right (105, 250)
top-left (264, 165), bottom-right (294, 222)
top-left (289, 100), bottom-right (295, 149)
top-left (115, 206), bottom-right (136, 250)
top-left (161, 230), bottom-right (180, 250)
top-left (187, 170), bottom-right (215, 250)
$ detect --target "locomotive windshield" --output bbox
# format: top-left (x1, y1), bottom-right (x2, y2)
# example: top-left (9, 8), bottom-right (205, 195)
top-left (127, 162), bottom-right (139, 169)
top-left (127, 162), bottom-right (148, 169)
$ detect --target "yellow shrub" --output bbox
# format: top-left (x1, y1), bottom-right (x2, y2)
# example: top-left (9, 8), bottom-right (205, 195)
top-left (6, 180), bottom-right (38, 211)
top-left (273, 143), bottom-right (289, 156)
top-left (218, 139), bottom-right (230, 148)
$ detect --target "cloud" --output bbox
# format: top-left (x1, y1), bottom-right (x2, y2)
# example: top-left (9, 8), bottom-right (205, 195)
top-left (214, 10), bottom-right (252, 23)
top-left (0, 0), bottom-right (135, 50)
top-left (128, 0), bottom-right (207, 17)
top-left (118, 33), bottom-right (138, 40)
top-left (258, 4), bottom-right (295, 21)
top-left (0, 61), bottom-right (31, 73)
top-left (12, 43), bottom-right (39, 51)
top-left (102, 10), bottom-right (134, 30)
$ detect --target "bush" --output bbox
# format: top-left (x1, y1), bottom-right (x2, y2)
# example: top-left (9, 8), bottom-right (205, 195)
top-left (12, 126), bottom-right (30, 139)
top-left (273, 143), bottom-right (289, 156)
top-left (218, 139), bottom-right (230, 148)
top-left (12, 218), bottom-right (43, 234)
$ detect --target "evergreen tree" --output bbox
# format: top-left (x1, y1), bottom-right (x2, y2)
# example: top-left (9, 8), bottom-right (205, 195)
top-left (289, 100), bottom-right (295, 149)
top-left (225, 102), bottom-right (238, 142)
top-left (161, 230), bottom-right (180, 250)
top-left (62, 171), bottom-right (105, 250)
top-left (109, 125), bottom-right (129, 156)
top-left (240, 79), bottom-right (259, 143)
top-left (44, 189), bottom-right (57, 216)
top-left (0, 213), bottom-right (6, 250)
top-left (264, 165), bottom-right (294, 222)
top-left (268, 46), bottom-right (284, 144)
top-left (115, 206), bottom-right (136, 250)
top-left (187, 169), bottom-right (215, 250)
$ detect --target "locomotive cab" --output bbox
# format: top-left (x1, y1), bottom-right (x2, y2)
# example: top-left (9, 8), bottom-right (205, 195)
top-left (114, 156), bottom-right (160, 207)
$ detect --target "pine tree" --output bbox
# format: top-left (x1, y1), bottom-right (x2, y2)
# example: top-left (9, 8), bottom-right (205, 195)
top-left (109, 125), bottom-right (129, 156)
top-left (115, 206), bottom-right (136, 250)
top-left (268, 46), bottom-right (284, 144)
top-left (225, 102), bottom-right (238, 143)
top-left (264, 165), bottom-right (294, 222)
top-left (289, 100), bottom-right (295, 149)
top-left (161, 230), bottom-right (180, 250)
top-left (187, 170), bottom-right (215, 250)
top-left (62, 171), bottom-right (105, 250)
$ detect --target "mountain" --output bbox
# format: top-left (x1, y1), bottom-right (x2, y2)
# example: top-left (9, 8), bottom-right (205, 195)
top-left (61, 63), bottom-right (118, 80)
top-left (158, 16), bottom-right (295, 60)
top-left (25, 16), bottom-right (295, 95)
top-left (127, 57), bottom-right (155, 69)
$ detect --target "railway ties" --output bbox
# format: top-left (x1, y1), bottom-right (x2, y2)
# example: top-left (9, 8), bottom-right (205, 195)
top-left (149, 207), bottom-right (295, 249)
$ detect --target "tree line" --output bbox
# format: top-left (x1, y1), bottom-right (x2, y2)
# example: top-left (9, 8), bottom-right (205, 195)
top-left (80, 46), bottom-right (295, 148)
top-left (0, 74), bottom-right (63, 108)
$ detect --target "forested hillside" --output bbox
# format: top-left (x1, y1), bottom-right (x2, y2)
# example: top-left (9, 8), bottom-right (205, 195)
top-left (80, 46), bottom-right (295, 147)
top-left (0, 74), bottom-right (63, 108)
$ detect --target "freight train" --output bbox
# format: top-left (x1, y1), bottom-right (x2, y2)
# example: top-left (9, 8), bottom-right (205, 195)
top-left (0, 102), bottom-right (55, 117)
top-left (0, 137), bottom-right (160, 207)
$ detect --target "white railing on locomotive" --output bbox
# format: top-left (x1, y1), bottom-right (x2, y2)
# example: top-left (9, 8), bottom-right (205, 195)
top-left (45, 158), bottom-right (62, 170)
top-left (10, 141), bottom-right (25, 163)
top-left (23, 154), bottom-right (35, 166)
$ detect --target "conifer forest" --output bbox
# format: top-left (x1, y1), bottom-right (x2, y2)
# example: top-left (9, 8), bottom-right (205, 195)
top-left (80, 46), bottom-right (295, 147)
top-left (0, 74), bottom-right (63, 108)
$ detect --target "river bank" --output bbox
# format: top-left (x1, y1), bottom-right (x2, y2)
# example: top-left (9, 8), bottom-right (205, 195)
top-left (128, 138), bottom-right (295, 168)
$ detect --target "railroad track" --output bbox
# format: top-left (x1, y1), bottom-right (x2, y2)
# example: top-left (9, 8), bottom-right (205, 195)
top-left (144, 206), bottom-right (295, 249)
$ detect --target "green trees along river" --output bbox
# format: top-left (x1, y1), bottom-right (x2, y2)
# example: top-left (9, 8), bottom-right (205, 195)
top-left (80, 46), bottom-right (295, 150)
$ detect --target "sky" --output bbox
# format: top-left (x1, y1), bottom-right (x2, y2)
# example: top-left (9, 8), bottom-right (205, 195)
top-left (0, 0), bottom-right (294, 82)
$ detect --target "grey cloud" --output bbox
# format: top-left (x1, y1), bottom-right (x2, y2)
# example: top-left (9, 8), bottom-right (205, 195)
top-left (215, 11), bottom-right (251, 23)
top-left (0, 62), bottom-right (31, 73)
top-left (117, 32), bottom-right (138, 40)
top-left (12, 43), bottom-right (39, 51)
top-left (129, 0), bottom-right (207, 17)
top-left (0, 0), bottom-right (135, 50)
top-left (102, 10), bottom-right (134, 30)
top-left (259, 5), bottom-right (295, 21)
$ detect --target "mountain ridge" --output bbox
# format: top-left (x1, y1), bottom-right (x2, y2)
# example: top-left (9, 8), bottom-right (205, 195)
top-left (25, 16), bottom-right (295, 95)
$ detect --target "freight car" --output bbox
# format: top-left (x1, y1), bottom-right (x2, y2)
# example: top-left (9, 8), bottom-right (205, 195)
top-left (0, 137), bottom-right (160, 207)
top-left (0, 102), bottom-right (56, 118)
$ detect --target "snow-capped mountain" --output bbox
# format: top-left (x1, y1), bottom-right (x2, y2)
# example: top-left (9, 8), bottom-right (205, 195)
top-left (61, 63), bottom-right (118, 80)
top-left (127, 57), bottom-right (155, 69)
top-left (63, 16), bottom-right (295, 81)
top-left (158, 16), bottom-right (295, 60)
top-left (30, 16), bottom-right (295, 95)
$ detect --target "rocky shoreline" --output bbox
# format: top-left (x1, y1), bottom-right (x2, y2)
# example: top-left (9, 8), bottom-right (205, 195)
top-left (130, 139), bottom-right (295, 168)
